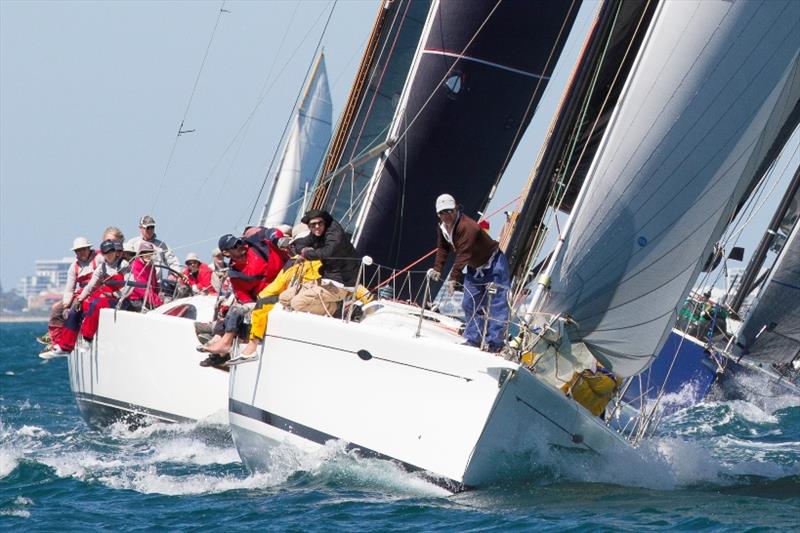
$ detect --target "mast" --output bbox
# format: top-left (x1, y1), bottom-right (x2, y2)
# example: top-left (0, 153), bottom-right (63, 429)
top-left (730, 163), bottom-right (800, 313)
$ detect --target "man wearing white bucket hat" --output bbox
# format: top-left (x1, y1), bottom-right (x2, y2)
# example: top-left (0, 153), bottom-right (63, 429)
top-left (181, 252), bottom-right (215, 294)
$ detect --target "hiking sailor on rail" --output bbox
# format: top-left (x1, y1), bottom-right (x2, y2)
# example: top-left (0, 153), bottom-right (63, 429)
top-left (427, 194), bottom-right (510, 352)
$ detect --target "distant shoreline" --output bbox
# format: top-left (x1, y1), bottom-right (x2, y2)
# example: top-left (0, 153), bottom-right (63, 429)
top-left (0, 316), bottom-right (48, 323)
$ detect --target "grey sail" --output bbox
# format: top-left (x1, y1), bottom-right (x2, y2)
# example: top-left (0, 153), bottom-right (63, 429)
top-left (736, 199), bottom-right (800, 367)
top-left (531, 0), bottom-right (800, 377)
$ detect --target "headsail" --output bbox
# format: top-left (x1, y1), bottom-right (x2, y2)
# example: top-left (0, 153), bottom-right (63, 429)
top-left (261, 52), bottom-right (332, 227)
top-left (530, 0), bottom-right (800, 377)
top-left (351, 0), bottom-right (582, 270)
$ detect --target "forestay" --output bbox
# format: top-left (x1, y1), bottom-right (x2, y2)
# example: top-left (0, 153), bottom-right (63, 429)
top-left (533, 0), bottom-right (800, 377)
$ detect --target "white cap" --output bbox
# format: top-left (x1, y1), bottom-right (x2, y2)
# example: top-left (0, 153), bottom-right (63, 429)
top-left (290, 223), bottom-right (310, 243)
top-left (276, 224), bottom-right (292, 236)
top-left (211, 247), bottom-right (222, 257)
top-left (435, 194), bottom-right (456, 213)
top-left (185, 252), bottom-right (200, 263)
top-left (71, 237), bottom-right (91, 251)
top-left (123, 239), bottom-right (136, 253)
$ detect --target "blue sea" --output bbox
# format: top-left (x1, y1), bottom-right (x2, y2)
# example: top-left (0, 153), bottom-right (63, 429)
top-left (2, 322), bottom-right (798, 531)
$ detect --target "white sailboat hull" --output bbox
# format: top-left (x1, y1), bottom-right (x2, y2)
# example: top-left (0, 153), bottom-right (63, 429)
top-left (229, 302), bottom-right (628, 489)
top-left (67, 296), bottom-right (229, 428)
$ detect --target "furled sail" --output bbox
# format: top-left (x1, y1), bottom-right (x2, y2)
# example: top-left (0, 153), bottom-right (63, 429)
top-left (736, 202), bottom-right (800, 367)
top-left (261, 52), bottom-right (332, 227)
top-left (531, 0), bottom-right (800, 377)
top-left (352, 0), bottom-right (582, 270)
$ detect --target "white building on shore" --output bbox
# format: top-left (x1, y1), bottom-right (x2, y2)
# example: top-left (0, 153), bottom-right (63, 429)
top-left (17, 258), bottom-right (73, 308)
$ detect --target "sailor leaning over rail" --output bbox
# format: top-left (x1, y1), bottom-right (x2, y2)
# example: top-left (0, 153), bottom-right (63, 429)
top-left (427, 194), bottom-right (510, 352)
top-left (283, 209), bottom-right (360, 316)
top-left (198, 232), bottom-right (284, 364)
top-left (232, 224), bottom-right (323, 362)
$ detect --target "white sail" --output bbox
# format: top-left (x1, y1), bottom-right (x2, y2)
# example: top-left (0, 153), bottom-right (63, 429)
top-left (261, 52), bottom-right (333, 227)
top-left (532, 0), bottom-right (800, 377)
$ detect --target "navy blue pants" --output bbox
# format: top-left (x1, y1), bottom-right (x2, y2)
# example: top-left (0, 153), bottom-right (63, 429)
top-left (462, 252), bottom-right (510, 350)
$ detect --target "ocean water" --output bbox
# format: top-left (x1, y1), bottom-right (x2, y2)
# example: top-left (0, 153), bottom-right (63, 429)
top-left (1, 322), bottom-right (798, 531)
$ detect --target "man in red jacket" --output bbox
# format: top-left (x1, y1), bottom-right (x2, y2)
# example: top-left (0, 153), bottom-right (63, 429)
top-left (182, 252), bottom-right (215, 295)
top-left (199, 234), bottom-right (284, 362)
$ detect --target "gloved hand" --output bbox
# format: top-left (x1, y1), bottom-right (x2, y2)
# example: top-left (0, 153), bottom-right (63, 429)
top-left (71, 299), bottom-right (82, 312)
top-left (426, 268), bottom-right (441, 282)
top-left (62, 307), bottom-right (71, 320)
top-left (445, 279), bottom-right (456, 296)
top-left (300, 247), bottom-right (314, 259)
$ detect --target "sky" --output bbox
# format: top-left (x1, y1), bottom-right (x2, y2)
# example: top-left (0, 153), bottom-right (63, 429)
top-left (1, 0), bottom-right (798, 293)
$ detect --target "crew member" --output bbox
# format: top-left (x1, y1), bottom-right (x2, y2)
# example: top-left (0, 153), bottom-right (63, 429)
top-left (76, 240), bottom-right (129, 342)
top-left (427, 194), bottom-right (509, 352)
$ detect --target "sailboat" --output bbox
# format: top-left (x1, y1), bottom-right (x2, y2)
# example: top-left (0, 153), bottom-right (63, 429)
top-left (260, 52), bottom-right (332, 227)
top-left (66, 52), bottom-right (334, 428)
top-left (716, 165), bottom-right (800, 394)
top-left (227, 0), bottom-right (800, 489)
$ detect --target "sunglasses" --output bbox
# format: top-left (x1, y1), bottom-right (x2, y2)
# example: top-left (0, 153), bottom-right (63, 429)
top-left (308, 221), bottom-right (325, 228)
top-left (437, 209), bottom-right (455, 216)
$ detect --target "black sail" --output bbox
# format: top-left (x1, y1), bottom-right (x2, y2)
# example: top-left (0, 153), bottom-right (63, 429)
top-left (353, 0), bottom-right (581, 271)
top-left (315, 0), bottom-right (431, 225)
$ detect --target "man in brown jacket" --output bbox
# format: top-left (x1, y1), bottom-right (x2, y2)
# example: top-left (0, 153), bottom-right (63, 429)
top-left (428, 194), bottom-right (510, 352)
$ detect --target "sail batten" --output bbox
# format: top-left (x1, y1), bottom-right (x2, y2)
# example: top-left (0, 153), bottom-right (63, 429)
top-left (533, 0), bottom-right (800, 377)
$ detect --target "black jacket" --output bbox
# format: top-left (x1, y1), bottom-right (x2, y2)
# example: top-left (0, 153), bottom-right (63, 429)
top-left (294, 212), bottom-right (359, 286)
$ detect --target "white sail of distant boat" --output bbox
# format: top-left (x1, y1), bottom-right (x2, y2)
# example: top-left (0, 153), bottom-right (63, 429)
top-left (260, 52), bottom-right (332, 227)
top-left (527, 0), bottom-right (800, 379)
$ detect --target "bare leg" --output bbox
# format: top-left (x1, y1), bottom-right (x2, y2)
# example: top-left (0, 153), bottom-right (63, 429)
top-left (203, 332), bottom-right (235, 354)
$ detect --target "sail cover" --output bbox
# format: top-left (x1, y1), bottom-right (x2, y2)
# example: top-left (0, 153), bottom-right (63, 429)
top-left (737, 205), bottom-right (800, 366)
top-left (536, 0), bottom-right (800, 377)
top-left (261, 53), bottom-right (332, 227)
top-left (352, 0), bottom-right (582, 270)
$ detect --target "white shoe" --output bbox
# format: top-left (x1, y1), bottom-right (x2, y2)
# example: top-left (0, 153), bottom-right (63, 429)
top-left (225, 353), bottom-right (259, 366)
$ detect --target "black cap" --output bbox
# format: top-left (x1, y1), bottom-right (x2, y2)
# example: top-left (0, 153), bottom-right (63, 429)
top-left (300, 209), bottom-right (333, 226)
top-left (218, 234), bottom-right (242, 251)
top-left (100, 239), bottom-right (118, 253)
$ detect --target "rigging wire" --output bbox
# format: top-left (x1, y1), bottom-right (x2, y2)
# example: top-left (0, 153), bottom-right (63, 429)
top-left (151, 1), bottom-right (229, 213)
top-left (244, 0), bottom-right (339, 227)
top-left (194, 0), bottom-right (333, 201)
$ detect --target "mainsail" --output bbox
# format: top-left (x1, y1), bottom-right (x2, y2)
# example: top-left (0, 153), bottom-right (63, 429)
top-left (529, 0), bottom-right (800, 377)
top-left (350, 0), bottom-right (582, 270)
top-left (314, 0), bottom-right (431, 225)
top-left (260, 52), bottom-right (332, 227)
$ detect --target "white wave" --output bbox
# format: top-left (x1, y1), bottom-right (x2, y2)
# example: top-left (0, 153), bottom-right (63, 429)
top-left (99, 466), bottom-right (279, 496)
top-left (0, 495), bottom-right (33, 519)
top-left (16, 425), bottom-right (50, 437)
top-left (0, 447), bottom-right (21, 478)
top-left (726, 400), bottom-right (779, 424)
top-left (5, 371), bottom-right (14, 376)
top-left (150, 438), bottom-right (240, 465)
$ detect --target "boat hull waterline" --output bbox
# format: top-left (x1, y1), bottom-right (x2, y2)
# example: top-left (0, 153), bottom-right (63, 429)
top-left (67, 296), bottom-right (229, 428)
top-left (228, 302), bottom-right (628, 489)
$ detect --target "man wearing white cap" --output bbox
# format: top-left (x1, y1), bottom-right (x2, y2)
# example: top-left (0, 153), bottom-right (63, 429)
top-left (129, 214), bottom-right (180, 282)
top-left (427, 194), bottom-right (510, 352)
top-left (42, 237), bottom-right (99, 354)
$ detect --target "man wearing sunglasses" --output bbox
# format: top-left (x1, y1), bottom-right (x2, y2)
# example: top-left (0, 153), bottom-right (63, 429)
top-left (427, 194), bottom-right (510, 352)
top-left (283, 209), bottom-right (359, 316)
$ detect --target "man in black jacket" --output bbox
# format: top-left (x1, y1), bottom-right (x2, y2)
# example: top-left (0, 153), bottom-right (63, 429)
top-left (280, 209), bottom-right (360, 315)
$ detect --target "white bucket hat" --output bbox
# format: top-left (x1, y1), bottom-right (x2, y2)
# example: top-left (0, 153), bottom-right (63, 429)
top-left (185, 252), bottom-right (200, 264)
top-left (71, 237), bottom-right (91, 251)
